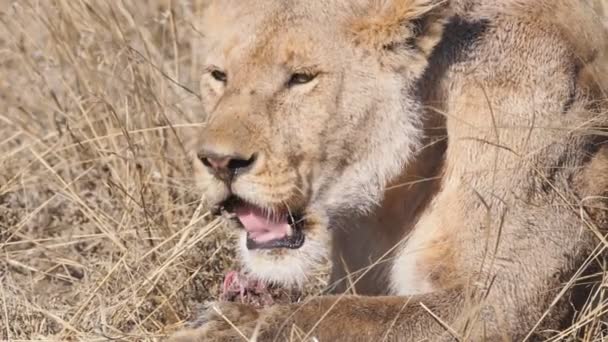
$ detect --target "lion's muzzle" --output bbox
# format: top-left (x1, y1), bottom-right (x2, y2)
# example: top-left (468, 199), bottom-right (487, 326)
top-left (197, 148), bottom-right (257, 182)
top-left (197, 144), bottom-right (307, 251)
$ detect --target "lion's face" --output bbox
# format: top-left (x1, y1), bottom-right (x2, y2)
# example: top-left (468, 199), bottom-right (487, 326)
top-left (188, 0), bottom-right (446, 286)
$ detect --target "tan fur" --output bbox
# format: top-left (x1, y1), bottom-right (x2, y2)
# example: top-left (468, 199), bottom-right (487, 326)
top-left (172, 0), bottom-right (608, 340)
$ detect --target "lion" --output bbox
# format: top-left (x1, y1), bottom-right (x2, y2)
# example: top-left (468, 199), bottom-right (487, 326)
top-left (171, 0), bottom-right (608, 340)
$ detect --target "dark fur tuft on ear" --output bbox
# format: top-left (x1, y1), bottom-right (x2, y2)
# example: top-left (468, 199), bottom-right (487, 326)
top-left (348, 0), bottom-right (451, 73)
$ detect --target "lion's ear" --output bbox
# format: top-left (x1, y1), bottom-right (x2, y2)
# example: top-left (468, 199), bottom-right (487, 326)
top-left (348, 0), bottom-right (450, 73)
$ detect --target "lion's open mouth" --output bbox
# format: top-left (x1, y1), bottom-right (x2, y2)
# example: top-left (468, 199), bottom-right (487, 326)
top-left (219, 196), bottom-right (305, 250)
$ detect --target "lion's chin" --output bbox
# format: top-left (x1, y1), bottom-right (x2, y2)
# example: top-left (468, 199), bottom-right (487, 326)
top-left (237, 228), bottom-right (330, 288)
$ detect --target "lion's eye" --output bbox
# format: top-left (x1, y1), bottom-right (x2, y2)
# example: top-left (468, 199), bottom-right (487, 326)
top-left (210, 69), bottom-right (227, 83)
top-left (287, 72), bottom-right (316, 87)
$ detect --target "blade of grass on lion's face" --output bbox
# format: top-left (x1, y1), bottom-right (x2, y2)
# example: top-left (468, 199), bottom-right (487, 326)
top-left (0, 0), bottom-right (606, 341)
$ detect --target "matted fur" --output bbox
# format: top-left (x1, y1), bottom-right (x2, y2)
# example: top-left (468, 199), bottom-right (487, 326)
top-left (174, 0), bottom-right (608, 341)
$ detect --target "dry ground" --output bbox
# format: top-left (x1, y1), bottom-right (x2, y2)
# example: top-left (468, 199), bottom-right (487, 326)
top-left (0, 1), bottom-right (606, 341)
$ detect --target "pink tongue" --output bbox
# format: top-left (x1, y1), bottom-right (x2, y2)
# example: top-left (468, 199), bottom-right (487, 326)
top-left (235, 205), bottom-right (290, 243)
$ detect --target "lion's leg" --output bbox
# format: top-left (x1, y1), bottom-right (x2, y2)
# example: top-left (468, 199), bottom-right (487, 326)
top-left (170, 290), bottom-right (464, 342)
top-left (170, 257), bottom-right (596, 342)
top-left (262, 292), bottom-right (465, 342)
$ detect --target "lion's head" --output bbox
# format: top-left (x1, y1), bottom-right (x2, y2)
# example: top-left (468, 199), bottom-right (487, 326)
top-left (188, 0), bottom-right (448, 286)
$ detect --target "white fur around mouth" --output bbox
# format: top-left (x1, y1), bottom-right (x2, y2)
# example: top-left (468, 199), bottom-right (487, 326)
top-left (237, 229), bottom-right (329, 288)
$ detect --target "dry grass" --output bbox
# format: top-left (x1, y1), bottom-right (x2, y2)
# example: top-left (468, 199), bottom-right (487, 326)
top-left (0, 1), bottom-right (247, 340)
top-left (0, 1), bottom-right (606, 341)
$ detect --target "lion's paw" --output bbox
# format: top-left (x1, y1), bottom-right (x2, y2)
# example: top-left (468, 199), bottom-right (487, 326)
top-left (168, 301), bottom-right (263, 342)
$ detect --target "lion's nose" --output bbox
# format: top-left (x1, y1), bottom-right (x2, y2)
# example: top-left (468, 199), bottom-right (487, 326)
top-left (197, 149), bottom-right (257, 180)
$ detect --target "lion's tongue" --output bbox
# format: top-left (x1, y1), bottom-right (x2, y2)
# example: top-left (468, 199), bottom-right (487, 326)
top-left (235, 205), bottom-right (290, 243)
